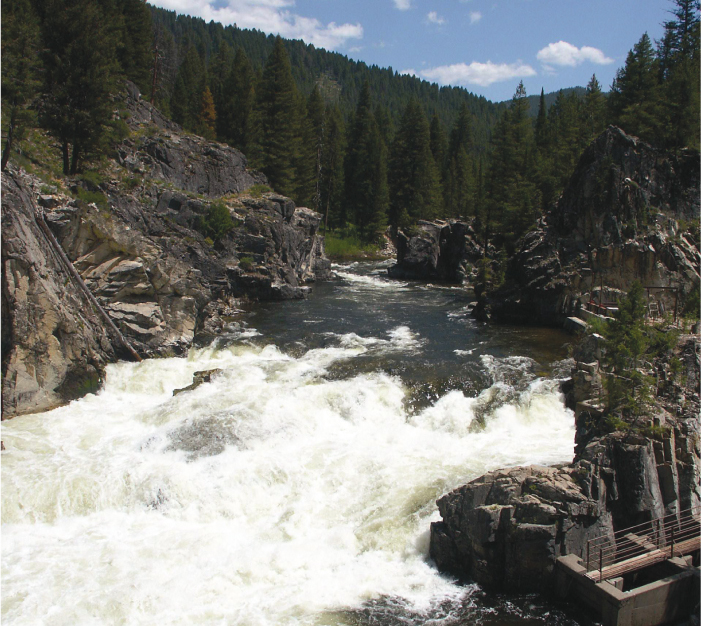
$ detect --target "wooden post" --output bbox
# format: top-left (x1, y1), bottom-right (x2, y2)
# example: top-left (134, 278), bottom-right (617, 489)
top-left (599, 547), bottom-right (603, 581)
top-left (670, 526), bottom-right (675, 557)
top-left (587, 541), bottom-right (590, 571)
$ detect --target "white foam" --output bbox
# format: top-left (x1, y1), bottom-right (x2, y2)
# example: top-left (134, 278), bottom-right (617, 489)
top-left (2, 343), bottom-right (575, 625)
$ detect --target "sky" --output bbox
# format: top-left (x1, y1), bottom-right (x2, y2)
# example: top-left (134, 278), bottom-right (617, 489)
top-left (149, 0), bottom-right (673, 102)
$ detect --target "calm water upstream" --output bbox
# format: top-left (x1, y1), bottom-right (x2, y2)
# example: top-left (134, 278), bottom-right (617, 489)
top-left (2, 261), bottom-right (585, 625)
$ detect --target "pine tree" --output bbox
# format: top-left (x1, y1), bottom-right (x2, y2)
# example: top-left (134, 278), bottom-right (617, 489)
top-left (444, 103), bottom-right (474, 218)
top-left (534, 88), bottom-right (548, 149)
top-left (170, 46), bottom-right (206, 131)
top-left (429, 114), bottom-right (448, 174)
top-left (320, 104), bottom-right (346, 231)
top-left (583, 74), bottom-right (608, 140)
top-left (389, 100), bottom-right (443, 228)
top-left (218, 48), bottom-right (255, 150)
top-left (1, 0), bottom-right (41, 171)
top-left (345, 82), bottom-right (388, 240)
top-left (658, 0), bottom-right (700, 149)
top-left (40, 0), bottom-right (120, 174)
top-left (197, 86), bottom-right (217, 140)
top-left (609, 33), bottom-right (664, 145)
top-left (250, 37), bottom-right (300, 197)
top-left (486, 82), bottom-right (541, 247)
top-left (294, 86), bottom-right (325, 208)
top-left (117, 0), bottom-right (153, 93)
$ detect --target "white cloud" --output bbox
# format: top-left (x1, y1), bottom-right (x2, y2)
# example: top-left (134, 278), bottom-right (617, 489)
top-left (469, 11), bottom-right (481, 24)
top-left (393, 0), bottom-right (411, 10)
top-left (536, 41), bottom-right (614, 67)
top-left (426, 11), bottom-right (446, 25)
top-left (149, 0), bottom-right (363, 51)
top-left (416, 60), bottom-right (536, 87)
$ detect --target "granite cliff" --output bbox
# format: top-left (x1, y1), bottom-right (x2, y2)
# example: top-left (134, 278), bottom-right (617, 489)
top-left (1, 84), bottom-right (330, 417)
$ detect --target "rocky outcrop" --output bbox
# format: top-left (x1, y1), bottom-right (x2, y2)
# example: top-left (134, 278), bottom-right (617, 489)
top-left (487, 127), bottom-right (700, 325)
top-left (429, 335), bottom-right (700, 594)
top-left (388, 220), bottom-right (487, 282)
top-left (1, 170), bottom-right (117, 416)
top-left (1, 84), bottom-right (330, 417)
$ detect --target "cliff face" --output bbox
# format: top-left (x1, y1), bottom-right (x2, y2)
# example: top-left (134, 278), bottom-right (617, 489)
top-left (1, 171), bottom-right (117, 416)
top-left (1, 84), bottom-right (330, 417)
top-left (489, 127), bottom-right (700, 325)
top-left (429, 336), bottom-right (700, 594)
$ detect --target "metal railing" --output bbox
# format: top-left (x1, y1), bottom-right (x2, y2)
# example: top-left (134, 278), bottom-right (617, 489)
top-left (584, 506), bottom-right (700, 582)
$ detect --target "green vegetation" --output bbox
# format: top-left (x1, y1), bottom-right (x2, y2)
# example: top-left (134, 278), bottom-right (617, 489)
top-left (197, 203), bottom-right (236, 241)
top-left (238, 256), bottom-right (254, 271)
top-left (323, 231), bottom-right (382, 261)
top-left (1, 0), bottom-right (697, 257)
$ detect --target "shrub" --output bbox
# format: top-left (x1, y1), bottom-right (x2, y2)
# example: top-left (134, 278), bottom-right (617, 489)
top-left (239, 256), bottom-right (254, 271)
top-left (248, 184), bottom-right (272, 198)
top-left (197, 202), bottom-right (235, 241)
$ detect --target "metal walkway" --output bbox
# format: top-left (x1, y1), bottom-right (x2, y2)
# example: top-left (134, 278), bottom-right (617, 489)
top-left (584, 507), bottom-right (700, 583)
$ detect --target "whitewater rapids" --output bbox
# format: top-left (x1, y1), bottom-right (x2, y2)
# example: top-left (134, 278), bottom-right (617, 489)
top-left (2, 264), bottom-right (576, 625)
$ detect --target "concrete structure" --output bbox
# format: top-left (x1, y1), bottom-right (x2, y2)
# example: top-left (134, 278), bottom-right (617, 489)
top-left (555, 554), bottom-right (699, 626)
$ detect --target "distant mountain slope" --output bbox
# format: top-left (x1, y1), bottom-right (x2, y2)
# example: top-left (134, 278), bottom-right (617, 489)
top-left (149, 5), bottom-right (504, 154)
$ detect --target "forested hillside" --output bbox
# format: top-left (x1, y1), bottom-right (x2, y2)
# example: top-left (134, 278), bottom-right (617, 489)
top-left (2, 0), bottom-right (698, 249)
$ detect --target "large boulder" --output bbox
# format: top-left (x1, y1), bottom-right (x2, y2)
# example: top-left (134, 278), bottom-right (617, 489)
top-left (388, 220), bottom-right (485, 282)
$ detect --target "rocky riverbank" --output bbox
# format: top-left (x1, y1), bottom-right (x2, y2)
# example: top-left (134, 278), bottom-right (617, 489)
top-left (1, 84), bottom-right (330, 417)
top-left (429, 334), bottom-right (700, 594)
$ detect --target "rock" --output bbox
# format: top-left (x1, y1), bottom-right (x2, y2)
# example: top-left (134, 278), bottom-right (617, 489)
top-left (489, 127), bottom-right (700, 326)
top-left (1, 84), bottom-right (331, 416)
top-left (388, 220), bottom-right (486, 282)
top-left (1, 169), bottom-right (116, 417)
top-left (429, 336), bottom-right (701, 595)
top-left (172, 369), bottom-right (223, 396)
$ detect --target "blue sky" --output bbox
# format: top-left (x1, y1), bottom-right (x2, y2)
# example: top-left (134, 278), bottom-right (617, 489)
top-left (150, 0), bottom-right (672, 102)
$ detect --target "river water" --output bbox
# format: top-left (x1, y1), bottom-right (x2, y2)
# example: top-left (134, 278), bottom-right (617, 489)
top-left (2, 262), bottom-right (584, 625)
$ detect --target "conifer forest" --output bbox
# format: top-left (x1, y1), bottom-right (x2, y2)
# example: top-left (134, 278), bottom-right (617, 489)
top-left (2, 0), bottom-right (699, 248)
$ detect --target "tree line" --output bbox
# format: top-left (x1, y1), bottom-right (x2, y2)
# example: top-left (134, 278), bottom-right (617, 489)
top-left (2, 0), bottom-right (698, 251)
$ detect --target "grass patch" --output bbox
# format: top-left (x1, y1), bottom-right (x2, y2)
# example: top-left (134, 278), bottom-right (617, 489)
top-left (324, 230), bottom-right (383, 261)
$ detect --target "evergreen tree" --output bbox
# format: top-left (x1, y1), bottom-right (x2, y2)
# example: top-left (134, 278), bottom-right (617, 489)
top-left (320, 104), bottom-right (346, 231)
top-left (1, 0), bottom-right (41, 171)
top-left (218, 47), bottom-right (255, 150)
top-left (658, 0), bottom-right (700, 149)
top-left (389, 100), bottom-right (443, 227)
top-left (603, 281), bottom-right (653, 417)
top-left (534, 88), bottom-right (548, 149)
top-left (250, 36), bottom-right (300, 196)
top-left (40, 0), bottom-right (120, 174)
top-left (171, 46), bottom-right (206, 130)
top-left (429, 114), bottom-right (448, 175)
top-left (197, 85), bottom-right (217, 140)
top-left (609, 33), bottom-right (664, 144)
top-left (345, 82), bottom-right (388, 239)
top-left (209, 41), bottom-right (234, 119)
top-left (485, 82), bottom-right (541, 247)
top-left (294, 86), bottom-right (325, 208)
top-left (444, 103), bottom-right (474, 218)
top-left (582, 74), bottom-right (608, 140)
top-left (117, 0), bottom-right (153, 93)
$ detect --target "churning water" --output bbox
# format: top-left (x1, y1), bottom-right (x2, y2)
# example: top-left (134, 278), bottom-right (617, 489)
top-left (2, 262), bottom-right (582, 625)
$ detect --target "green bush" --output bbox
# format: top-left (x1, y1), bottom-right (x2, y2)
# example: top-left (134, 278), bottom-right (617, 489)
top-left (239, 256), bottom-right (254, 271)
top-left (73, 186), bottom-right (109, 210)
top-left (248, 184), bottom-right (272, 198)
top-left (197, 202), bottom-right (235, 241)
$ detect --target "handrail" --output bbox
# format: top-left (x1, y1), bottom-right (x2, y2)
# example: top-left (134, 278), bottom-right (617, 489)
top-left (584, 506), bottom-right (700, 580)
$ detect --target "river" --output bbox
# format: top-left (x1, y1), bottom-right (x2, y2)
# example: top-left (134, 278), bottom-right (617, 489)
top-left (2, 261), bottom-right (584, 625)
